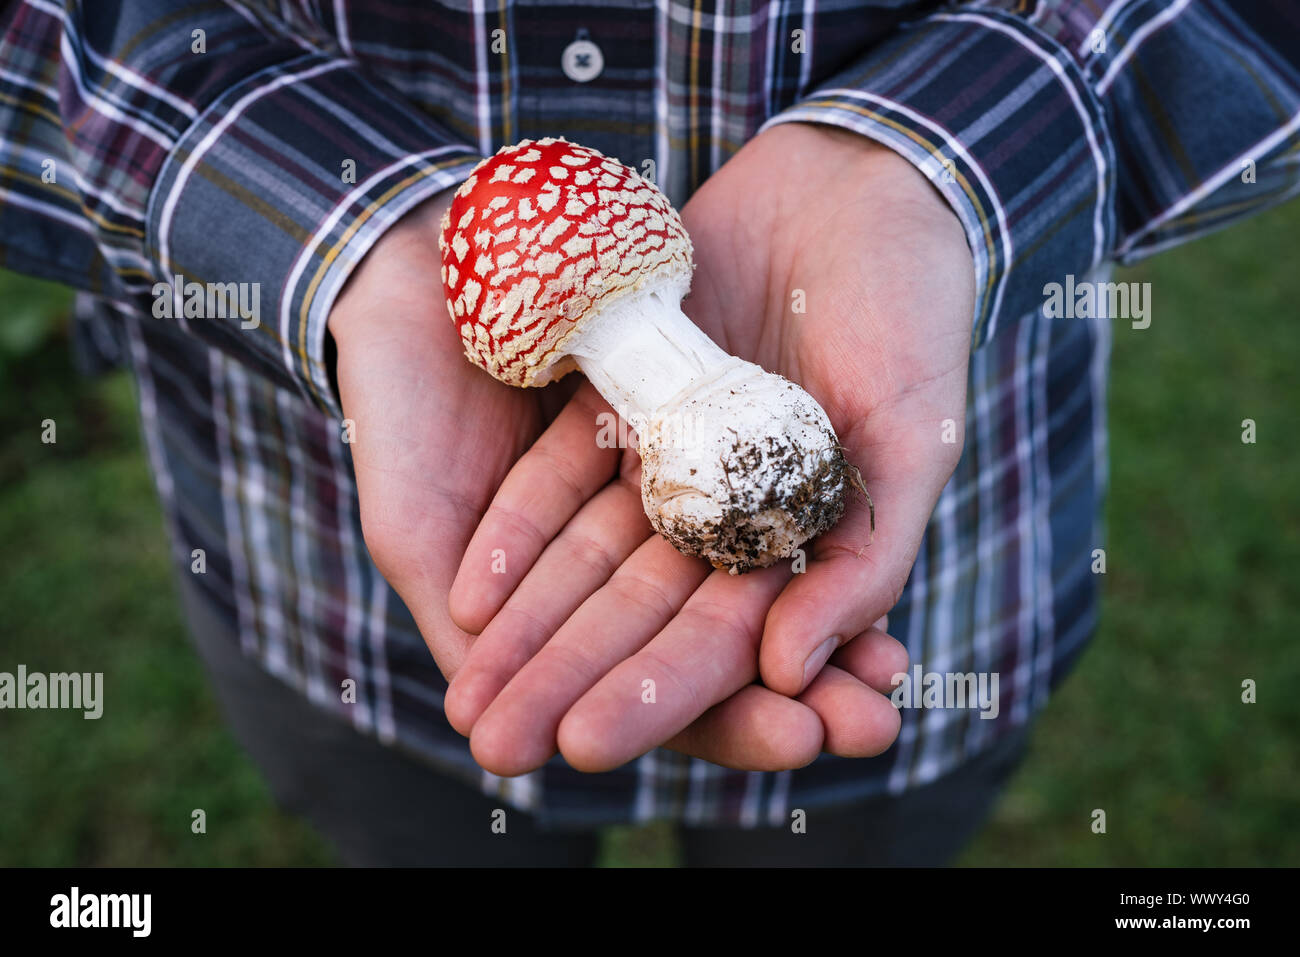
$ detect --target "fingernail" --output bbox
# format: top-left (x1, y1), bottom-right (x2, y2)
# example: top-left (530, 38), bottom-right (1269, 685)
top-left (802, 636), bottom-right (841, 688)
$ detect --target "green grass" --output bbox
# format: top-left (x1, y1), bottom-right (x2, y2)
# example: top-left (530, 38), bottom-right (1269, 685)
top-left (0, 199), bottom-right (1297, 866)
top-left (958, 199), bottom-right (1300, 866)
top-left (0, 297), bottom-right (333, 865)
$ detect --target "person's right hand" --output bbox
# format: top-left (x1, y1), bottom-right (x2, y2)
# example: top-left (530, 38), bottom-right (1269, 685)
top-left (329, 193), bottom-right (549, 680)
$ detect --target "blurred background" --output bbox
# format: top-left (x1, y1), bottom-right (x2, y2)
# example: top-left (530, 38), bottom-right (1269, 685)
top-left (1, 200), bottom-right (1297, 867)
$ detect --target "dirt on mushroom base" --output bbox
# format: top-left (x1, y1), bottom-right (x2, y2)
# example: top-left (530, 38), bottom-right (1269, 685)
top-left (644, 429), bottom-right (856, 574)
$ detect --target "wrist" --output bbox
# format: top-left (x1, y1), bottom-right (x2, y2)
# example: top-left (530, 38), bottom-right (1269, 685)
top-left (327, 189), bottom-right (456, 344)
top-left (777, 120), bottom-right (971, 258)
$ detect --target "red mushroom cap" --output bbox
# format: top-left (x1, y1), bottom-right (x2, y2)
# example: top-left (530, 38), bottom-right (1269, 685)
top-left (438, 137), bottom-right (693, 387)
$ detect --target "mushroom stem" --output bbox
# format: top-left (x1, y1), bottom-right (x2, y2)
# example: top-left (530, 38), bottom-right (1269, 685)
top-left (562, 279), bottom-right (852, 574)
top-left (566, 279), bottom-right (728, 422)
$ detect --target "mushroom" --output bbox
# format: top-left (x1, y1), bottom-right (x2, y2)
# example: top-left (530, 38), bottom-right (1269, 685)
top-left (438, 137), bottom-right (862, 573)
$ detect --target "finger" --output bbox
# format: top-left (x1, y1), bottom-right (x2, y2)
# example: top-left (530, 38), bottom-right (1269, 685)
top-left (796, 664), bottom-right (901, 758)
top-left (444, 475), bottom-right (659, 737)
top-left (449, 381), bottom-right (619, 634)
top-left (557, 563), bottom-right (790, 772)
top-left (760, 420), bottom-right (953, 695)
top-left (661, 684), bottom-right (824, 771)
top-left (829, 627), bottom-right (909, 695)
top-left (460, 537), bottom-right (708, 773)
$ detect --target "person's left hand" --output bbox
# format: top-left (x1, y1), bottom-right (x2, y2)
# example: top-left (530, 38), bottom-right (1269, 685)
top-left (442, 123), bottom-right (975, 775)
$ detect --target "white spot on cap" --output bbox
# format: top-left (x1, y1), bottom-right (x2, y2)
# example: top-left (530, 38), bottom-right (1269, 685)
top-left (549, 166), bottom-right (569, 179)
top-left (489, 164), bottom-right (516, 183)
top-left (539, 215), bottom-right (571, 247)
top-left (451, 232), bottom-right (469, 261)
top-left (457, 208), bottom-right (475, 229)
top-left (536, 183), bottom-right (561, 212)
top-left (512, 167), bottom-right (536, 184)
top-left (462, 278), bottom-right (481, 313)
top-left (560, 154), bottom-right (590, 166)
top-left (516, 148), bottom-right (541, 163)
top-left (532, 250), bottom-right (563, 275)
top-left (562, 233), bottom-right (593, 257)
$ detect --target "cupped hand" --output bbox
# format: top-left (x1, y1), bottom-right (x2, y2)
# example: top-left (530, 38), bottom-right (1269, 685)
top-left (445, 123), bottom-right (976, 775)
top-left (329, 193), bottom-right (568, 681)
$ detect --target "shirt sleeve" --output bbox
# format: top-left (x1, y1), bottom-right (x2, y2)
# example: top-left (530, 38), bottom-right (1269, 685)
top-left (759, 0), bottom-right (1300, 347)
top-left (0, 0), bottom-right (483, 417)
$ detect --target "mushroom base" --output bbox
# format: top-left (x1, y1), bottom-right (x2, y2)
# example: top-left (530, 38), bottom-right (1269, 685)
top-left (638, 362), bottom-right (854, 573)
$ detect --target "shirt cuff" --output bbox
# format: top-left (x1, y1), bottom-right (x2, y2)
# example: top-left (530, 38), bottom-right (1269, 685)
top-left (146, 52), bottom-right (482, 418)
top-left (759, 9), bottom-right (1116, 348)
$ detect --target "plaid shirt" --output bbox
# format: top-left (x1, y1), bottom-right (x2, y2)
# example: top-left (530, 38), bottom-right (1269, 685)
top-left (2, 0), bottom-right (1297, 827)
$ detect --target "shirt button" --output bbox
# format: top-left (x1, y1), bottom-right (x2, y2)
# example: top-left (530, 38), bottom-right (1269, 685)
top-left (562, 33), bottom-right (604, 83)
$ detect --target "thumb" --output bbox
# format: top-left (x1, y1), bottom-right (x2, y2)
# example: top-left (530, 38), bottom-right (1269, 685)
top-left (759, 404), bottom-right (964, 696)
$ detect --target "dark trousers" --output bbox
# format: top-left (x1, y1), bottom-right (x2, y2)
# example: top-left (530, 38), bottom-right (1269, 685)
top-left (179, 576), bottom-right (1028, 866)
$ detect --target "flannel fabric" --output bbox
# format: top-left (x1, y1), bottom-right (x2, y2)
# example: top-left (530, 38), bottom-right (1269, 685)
top-left (2, 0), bottom-right (1296, 826)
